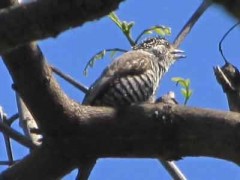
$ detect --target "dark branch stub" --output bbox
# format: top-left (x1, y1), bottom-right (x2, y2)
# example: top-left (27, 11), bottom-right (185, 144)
top-left (214, 22), bottom-right (240, 112)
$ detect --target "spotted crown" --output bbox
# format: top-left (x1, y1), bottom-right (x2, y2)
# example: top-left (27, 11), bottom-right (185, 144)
top-left (132, 37), bottom-right (169, 50)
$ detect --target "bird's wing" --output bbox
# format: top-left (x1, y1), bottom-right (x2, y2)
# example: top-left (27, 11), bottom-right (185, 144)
top-left (82, 50), bottom-right (153, 105)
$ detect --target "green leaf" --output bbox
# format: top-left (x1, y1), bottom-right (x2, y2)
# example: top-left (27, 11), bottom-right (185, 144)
top-left (145, 26), bottom-right (171, 36)
top-left (108, 12), bottom-right (135, 46)
top-left (171, 77), bottom-right (186, 87)
top-left (110, 50), bottom-right (117, 58)
top-left (135, 25), bottom-right (171, 43)
top-left (128, 22), bottom-right (135, 30)
top-left (144, 30), bottom-right (153, 34)
top-left (184, 79), bottom-right (190, 88)
top-left (171, 77), bottom-right (183, 82)
top-left (189, 90), bottom-right (193, 96)
top-left (108, 12), bottom-right (122, 29)
top-left (172, 76), bottom-right (193, 105)
top-left (187, 90), bottom-right (193, 98)
top-left (181, 88), bottom-right (187, 97)
top-left (83, 50), bottom-right (106, 76)
top-left (93, 50), bottom-right (106, 65)
top-left (83, 48), bottom-right (128, 76)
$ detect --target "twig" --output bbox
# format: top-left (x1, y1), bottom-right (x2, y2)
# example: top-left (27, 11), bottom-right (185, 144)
top-left (160, 160), bottom-right (186, 180)
top-left (51, 66), bottom-right (89, 94)
top-left (173, 0), bottom-right (212, 48)
top-left (6, 113), bottom-right (19, 126)
top-left (0, 109), bottom-right (14, 165)
top-left (0, 161), bottom-right (18, 166)
top-left (16, 95), bottom-right (42, 146)
top-left (1, 118), bottom-right (14, 165)
top-left (0, 121), bottom-right (36, 149)
top-left (218, 21), bottom-right (240, 64)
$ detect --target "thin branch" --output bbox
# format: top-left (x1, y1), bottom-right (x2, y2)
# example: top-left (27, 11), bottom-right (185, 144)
top-left (0, 161), bottom-right (18, 166)
top-left (0, 110), bottom-right (14, 165)
top-left (160, 161), bottom-right (186, 180)
top-left (173, 0), bottom-right (212, 48)
top-left (6, 113), bottom-right (19, 126)
top-left (76, 161), bottom-right (96, 180)
top-left (0, 161), bottom-right (11, 166)
top-left (0, 121), bottom-right (36, 149)
top-left (16, 95), bottom-right (42, 146)
top-left (51, 66), bottom-right (89, 94)
top-left (1, 120), bottom-right (14, 165)
top-left (218, 21), bottom-right (240, 64)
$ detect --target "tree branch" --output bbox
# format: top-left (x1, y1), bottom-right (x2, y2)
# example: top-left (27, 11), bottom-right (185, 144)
top-left (0, 109), bottom-right (14, 165)
top-left (0, 121), bottom-right (36, 149)
top-left (0, 144), bottom-right (77, 180)
top-left (51, 66), bottom-right (89, 94)
top-left (211, 0), bottom-right (240, 20)
top-left (6, 113), bottom-right (19, 126)
top-left (173, 0), bottom-right (211, 48)
top-left (214, 63), bottom-right (240, 112)
top-left (2, 43), bottom-right (79, 136)
top-left (1, 103), bottom-right (240, 179)
top-left (16, 95), bottom-right (42, 146)
top-left (0, 0), bottom-right (125, 53)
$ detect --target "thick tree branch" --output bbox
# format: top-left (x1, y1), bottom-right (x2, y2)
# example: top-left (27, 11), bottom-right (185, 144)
top-left (2, 43), bottom-right (81, 136)
top-left (211, 0), bottom-right (240, 20)
top-left (1, 103), bottom-right (240, 179)
top-left (0, 0), bottom-right (125, 53)
top-left (68, 104), bottom-right (240, 164)
top-left (0, 0), bottom-right (238, 54)
top-left (0, 144), bottom-right (77, 180)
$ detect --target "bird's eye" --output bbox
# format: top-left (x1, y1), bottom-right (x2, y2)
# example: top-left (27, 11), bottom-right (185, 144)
top-left (165, 42), bottom-right (170, 47)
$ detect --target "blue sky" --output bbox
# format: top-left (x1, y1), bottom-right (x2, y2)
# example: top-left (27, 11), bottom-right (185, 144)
top-left (1, 0), bottom-right (240, 179)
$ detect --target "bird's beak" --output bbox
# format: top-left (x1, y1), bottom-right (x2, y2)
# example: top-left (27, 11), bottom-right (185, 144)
top-left (171, 49), bottom-right (186, 60)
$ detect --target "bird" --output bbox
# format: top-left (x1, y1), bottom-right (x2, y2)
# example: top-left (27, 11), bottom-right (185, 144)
top-left (78, 37), bottom-right (186, 180)
top-left (83, 37), bottom-right (185, 106)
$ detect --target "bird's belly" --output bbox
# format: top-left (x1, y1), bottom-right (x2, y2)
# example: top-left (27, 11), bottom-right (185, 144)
top-left (94, 74), bottom-right (156, 107)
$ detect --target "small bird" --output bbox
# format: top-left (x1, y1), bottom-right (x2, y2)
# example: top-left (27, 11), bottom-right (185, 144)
top-left (83, 37), bottom-right (185, 106)
top-left (78, 37), bottom-right (186, 180)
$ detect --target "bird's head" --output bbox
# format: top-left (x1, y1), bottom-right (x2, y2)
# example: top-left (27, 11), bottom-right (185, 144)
top-left (133, 37), bottom-right (185, 69)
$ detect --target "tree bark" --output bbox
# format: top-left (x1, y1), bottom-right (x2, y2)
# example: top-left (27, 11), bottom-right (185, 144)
top-left (0, 0), bottom-right (125, 53)
top-left (1, 103), bottom-right (240, 179)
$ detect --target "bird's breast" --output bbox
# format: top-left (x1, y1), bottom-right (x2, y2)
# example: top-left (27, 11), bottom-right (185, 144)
top-left (93, 72), bottom-right (159, 107)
